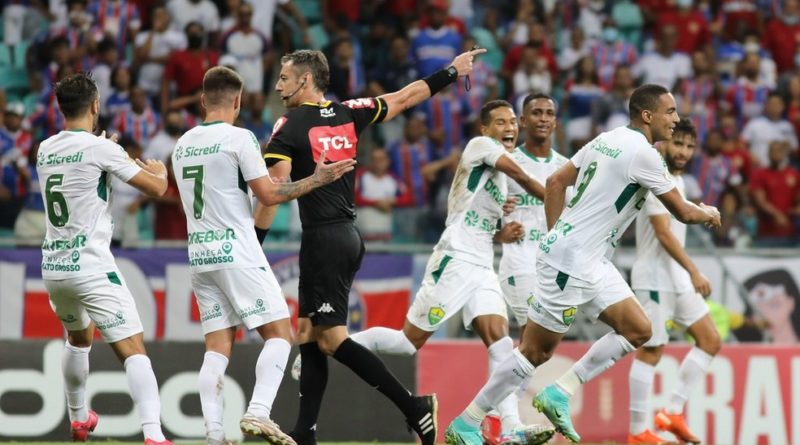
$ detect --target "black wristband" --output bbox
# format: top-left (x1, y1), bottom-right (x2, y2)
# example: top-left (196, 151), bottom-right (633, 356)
top-left (422, 66), bottom-right (458, 96)
top-left (255, 227), bottom-right (269, 244)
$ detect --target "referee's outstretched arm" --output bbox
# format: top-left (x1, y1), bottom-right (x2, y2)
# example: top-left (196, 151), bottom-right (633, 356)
top-left (379, 47), bottom-right (487, 121)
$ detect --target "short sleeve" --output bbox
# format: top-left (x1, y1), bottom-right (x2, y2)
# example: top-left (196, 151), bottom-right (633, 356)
top-left (642, 191), bottom-right (669, 217)
top-left (630, 147), bottom-right (674, 196)
top-left (570, 145), bottom-right (588, 169)
top-left (95, 141), bottom-right (141, 182)
top-left (239, 130), bottom-right (268, 181)
top-left (463, 136), bottom-right (505, 168)
top-left (341, 97), bottom-right (388, 133)
top-left (264, 116), bottom-right (293, 166)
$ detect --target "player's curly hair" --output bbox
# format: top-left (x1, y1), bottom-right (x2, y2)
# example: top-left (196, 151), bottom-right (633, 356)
top-left (54, 72), bottom-right (98, 119)
top-left (281, 50), bottom-right (330, 93)
top-left (673, 117), bottom-right (697, 140)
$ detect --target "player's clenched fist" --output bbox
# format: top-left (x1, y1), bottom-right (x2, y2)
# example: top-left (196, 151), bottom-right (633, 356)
top-left (700, 203), bottom-right (721, 229)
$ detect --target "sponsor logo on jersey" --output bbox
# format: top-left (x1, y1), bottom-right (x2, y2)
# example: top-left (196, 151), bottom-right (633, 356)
top-left (187, 228), bottom-right (237, 245)
top-left (562, 307), bottom-right (577, 326)
top-left (590, 140), bottom-right (622, 159)
top-left (514, 193), bottom-right (543, 207)
top-left (320, 108), bottom-right (336, 118)
top-left (43, 151), bottom-right (84, 166)
top-left (428, 306), bottom-right (445, 325)
top-left (308, 123), bottom-right (358, 162)
top-left (342, 98), bottom-right (374, 109)
top-left (174, 143), bottom-right (221, 160)
top-left (42, 234), bottom-right (87, 251)
top-left (483, 178), bottom-right (506, 205)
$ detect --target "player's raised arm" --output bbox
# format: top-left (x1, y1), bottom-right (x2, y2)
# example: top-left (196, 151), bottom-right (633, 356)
top-left (379, 47), bottom-right (487, 121)
top-left (543, 161), bottom-right (579, 230)
top-left (495, 155), bottom-right (545, 200)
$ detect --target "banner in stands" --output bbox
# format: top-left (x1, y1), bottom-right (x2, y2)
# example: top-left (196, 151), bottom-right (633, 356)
top-left (0, 340), bottom-right (415, 441)
top-left (0, 248), bottom-right (411, 340)
top-left (419, 341), bottom-right (800, 445)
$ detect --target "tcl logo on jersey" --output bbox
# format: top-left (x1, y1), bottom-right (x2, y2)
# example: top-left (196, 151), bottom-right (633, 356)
top-left (342, 98), bottom-right (374, 109)
top-left (308, 123), bottom-right (358, 162)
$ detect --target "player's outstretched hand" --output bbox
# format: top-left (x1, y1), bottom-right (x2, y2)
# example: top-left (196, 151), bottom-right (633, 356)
top-left (135, 158), bottom-right (168, 179)
top-left (100, 130), bottom-right (119, 143)
top-left (691, 271), bottom-right (712, 297)
top-left (313, 149), bottom-right (357, 185)
top-left (700, 203), bottom-right (721, 229)
top-left (450, 47), bottom-right (488, 77)
top-left (495, 221), bottom-right (525, 244)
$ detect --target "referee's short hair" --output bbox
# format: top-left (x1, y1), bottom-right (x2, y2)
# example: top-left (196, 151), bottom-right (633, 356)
top-left (480, 100), bottom-right (514, 125)
top-left (629, 84), bottom-right (670, 120)
top-left (203, 66), bottom-right (243, 107)
top-left (54, 72), bottom-right (98, 119)
top-left (281, 49), bottom-right (330, 93)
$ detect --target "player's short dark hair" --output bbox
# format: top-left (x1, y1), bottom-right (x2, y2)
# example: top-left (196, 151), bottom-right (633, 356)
top-left (118, 136), bottom-right (140, 152)
top-left (203, 66), bottom-right (243, 107)
top-left (522, 92), bottom-right (557, 113)
top-left (629, 84), bottom-right (670, 120)
top-left (281, 49), bottom-right (330, 93)
top-left (480, 100), bottom-right (514, 125)
top-left (673, 117), bottom-right (696, 140)
top-left (54, 72), bottom-right (98, 119)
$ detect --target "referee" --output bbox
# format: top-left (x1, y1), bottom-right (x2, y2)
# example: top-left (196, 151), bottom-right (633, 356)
top-left (255, 48), bottom-right (484, 445)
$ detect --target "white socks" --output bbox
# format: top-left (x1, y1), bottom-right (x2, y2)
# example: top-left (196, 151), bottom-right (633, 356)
top-left (488, 337), bottom-right (523, 431)
top-left (350, 327), bottom-right (417, 355)
top-left (247, 338), bottom-right (291, 419)
top-left (572, 332), bottom-right (636, 385)
top-left (667, 347), bottom-right (713, 414)
top-left (124, 354), bottom-right (166, 441)
top-left (63, 342), bottom-right (91, 423)
top-left (462, 348), bottom-right (535, 427)
top-left (199, 351), bottom-right (229, 441)
top-left (628, 359), bottom-right (656, 435)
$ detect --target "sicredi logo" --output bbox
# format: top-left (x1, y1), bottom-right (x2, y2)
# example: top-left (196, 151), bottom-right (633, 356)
top-left (308, 123), bottom-right (358, 162)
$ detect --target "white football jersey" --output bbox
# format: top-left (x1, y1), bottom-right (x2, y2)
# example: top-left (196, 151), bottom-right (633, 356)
top-left (172, 121), bottom-right (269, 272)
top-left (539, 126), bottom-right (674, 282)
top-left (631, 174), bottom-right (693, 292)
top-left (434, 136), bottom-right (508, 268)
top-left (498, 146), bottom-right (569, 280)
top-left (38, 130), bottom-right (141, 278)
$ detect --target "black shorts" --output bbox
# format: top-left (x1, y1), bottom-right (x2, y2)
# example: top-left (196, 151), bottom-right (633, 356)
top-left (298, 222), bottom-right (365, 326)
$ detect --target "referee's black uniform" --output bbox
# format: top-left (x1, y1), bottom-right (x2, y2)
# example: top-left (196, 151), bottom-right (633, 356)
top-left (265, 97), bottom-right (388, 326)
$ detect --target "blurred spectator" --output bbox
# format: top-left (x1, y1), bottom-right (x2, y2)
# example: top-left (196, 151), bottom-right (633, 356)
top-left (741, 92), bottom-right (798, 167)
top-left (367, 35), bottom-right (417, 96)
top-left (355, 148), bottom-right (411, 241)
top-left (411, 1), bottom-right (462, 77)
top-left (724, 51), bottom-right (771, 127)
top-left (502, 21), bottom-right (558, 85)
top-left (43, 36), bottom-right (73, 87)
top-left (110, 86), bottom-right (160, 147)
top-left (12, 143), bottom-right (46, 246)
top-left (167, 0), bottom-right (220, 40)
top-left (501, 0), bottom-right (544, 49)
top-left (456, 35), bottom-right (498, 117)
top-left (676, 50), bottom-right (722, 143)
top-left (0, 103), bottom-right (32, 213)
top-left (720, 118), bottom-right (753, 183)
top-left (786, 74), bottom-right (800, 142)
top-left (718, 0), bottom-right (761, 41)
top-left (689, 128), bottom-right (739, 207)
top-left (322, 0), bottom-right (362, 27)
top-left (134, 4), bottom-right (186, 99)
top-left (578, 0), bottom-right (608, 40)
top-left (28, 64), bottom-right (74, 138)
top-left (144, 108), bottom-right (183, 162)
top-left (250, 0), bottom-right (309, 49)
top-left (714, 187), bottom-right (757, 247)
top-left (51, 0), bottom-right (96, 71)
top-left (88, 0), bottom-right (141, 53)
top-left (360, 17), bottom-right (393, 73)
top-left (563, 55), bottom-right (603, 153)
top-left (557, 27), bottom-right (590, 74)
top-left (591, 19), bottom-right (638, 89)
top-left (105, 65), bottom-right (132, 117)
top-left (219, 0), bottom-right (242, 33)
top-left (415, 86), bottom-right (471, 156)
top-left (592, 65), bottom-right (634, 134)
top-left (328, 37), bottom-right (366, 101)
top-left (153, 158), bottom-right (188, 241)
top-left (512, 44), bottom-right (553, 102)
top-left (161, 21), bottom-right (219, 115)
top-left (221, 2), bottom-right (269, 94)
top-left (240, 93), bottom-right (272, 148)
top-left (611, 0), bottom-right (644, 46)
top-left (417, 0), bottom-right (467, 36)
top-left (90, 37), bottom-right (120, 117)
top-left (109, 137), bottom-right (144, 247)
top-left (633, 24), bottom-right (691, 90)
top-left (762, 0), bottom-right (800, 75)
top-left (658, 0), bottom-right (711, 54)
top-left (750, 141), bottom-right (800, 244)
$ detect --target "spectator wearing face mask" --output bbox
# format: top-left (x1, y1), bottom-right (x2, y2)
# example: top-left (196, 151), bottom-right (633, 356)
top-left (161, 21), bottom-right (219, 115)
top-left (591, 19), bottom-right (638, 89)
top-left (134, 5), bottom-right (187, 99)
top-left (658, 0), bottom-right (712, 54)
top-left (167, 0), bottom-right (220, 40)
top-left (145, 108), bottom-right (184, 162)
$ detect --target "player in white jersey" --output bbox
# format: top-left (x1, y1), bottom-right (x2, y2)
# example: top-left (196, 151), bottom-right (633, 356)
top-left (171, 67), bottom-right (355, 445)
top-left (445, 84), bottom-right (721, 445)
top-left (39, 73), bottom-right (172, 445)
top-left (296, 100), bottom-right (553, 445)
top-left (627, 118), bottom-right (721, 445)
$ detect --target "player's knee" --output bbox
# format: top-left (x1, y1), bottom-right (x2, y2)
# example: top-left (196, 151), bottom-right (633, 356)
top-left (518, 343), bottom-right (552, 366)
top-left (697, 330), bottom-right (722, 356)
top-left (627, 323), bottom-right (652, 349)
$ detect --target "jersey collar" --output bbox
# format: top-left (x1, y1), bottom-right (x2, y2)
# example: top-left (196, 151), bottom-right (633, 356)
top-left (200, 120), bottom-right (224, 126)
top-left (302, 101), bottom-right (332, 107)
top-left (516, 144), bottom-right (553, 163)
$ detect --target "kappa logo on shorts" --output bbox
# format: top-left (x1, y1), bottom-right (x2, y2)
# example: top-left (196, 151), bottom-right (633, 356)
top-left (317, 302), bottom-right (335, 313)
top-left (428, 306), bottom-right (445, 325)
top-left (562, 307), bottom-right (577, 326)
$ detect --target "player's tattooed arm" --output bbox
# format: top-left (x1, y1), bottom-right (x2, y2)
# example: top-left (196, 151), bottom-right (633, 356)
top-left (251, 151), bottom-right (357, 205)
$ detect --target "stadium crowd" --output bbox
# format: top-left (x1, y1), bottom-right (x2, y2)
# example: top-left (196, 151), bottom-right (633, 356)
top-left (1, 0), bottom-right (799, 247)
